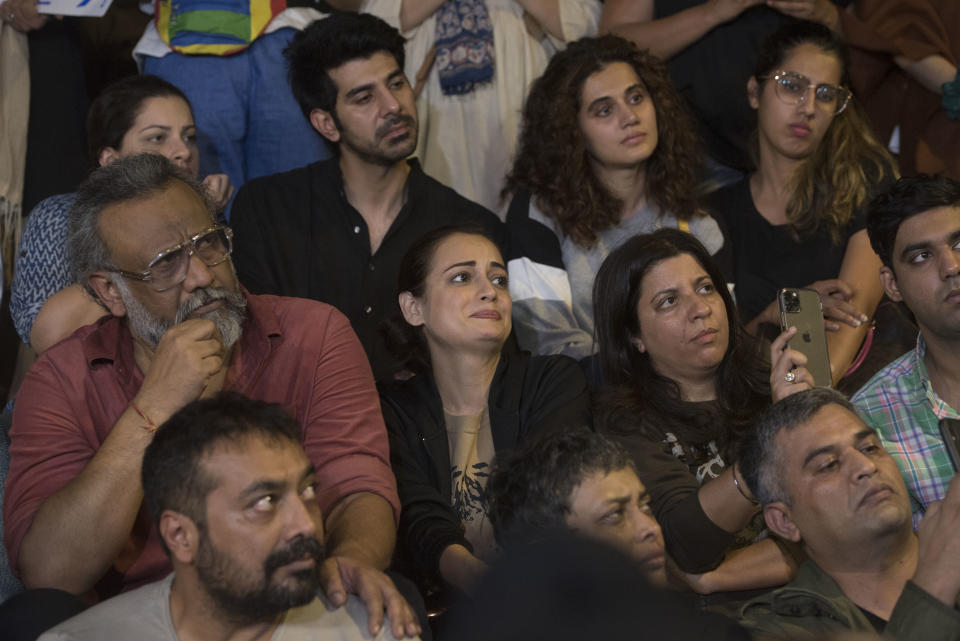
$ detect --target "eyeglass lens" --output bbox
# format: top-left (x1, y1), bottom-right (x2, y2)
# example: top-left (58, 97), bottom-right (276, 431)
top-left (775, 72), bottom-right (849, 113)
top-left (147, 227), bottom-right (232, 290)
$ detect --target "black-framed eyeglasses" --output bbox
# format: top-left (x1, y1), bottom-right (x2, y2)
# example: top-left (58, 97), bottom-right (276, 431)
top-left (110, 225), bottom-right (234, 292)
top-left (763, 70), bottom-right (852, 115)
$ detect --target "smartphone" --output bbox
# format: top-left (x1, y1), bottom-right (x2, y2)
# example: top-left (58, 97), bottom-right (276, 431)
top-left (778, 288), bottom-right (832, 388)
top-left (938, 419), bottom-right (960, 472)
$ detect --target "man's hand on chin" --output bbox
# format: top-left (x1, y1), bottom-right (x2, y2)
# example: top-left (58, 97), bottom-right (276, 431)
top-left (133, 318), bottom-right (227, 423)
top-left (320, 555), bottom-right (420, 639)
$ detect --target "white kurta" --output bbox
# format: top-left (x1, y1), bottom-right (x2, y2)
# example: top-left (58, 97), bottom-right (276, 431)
top-left (364, 0), bottom-right (600, 215)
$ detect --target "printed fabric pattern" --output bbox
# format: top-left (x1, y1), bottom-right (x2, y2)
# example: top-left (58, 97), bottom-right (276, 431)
top-left (434, 0), bottom-right (495, 95)
top-left (10, 193), bottom-right (75, 346)
top-left (154, 0), bottom-right (286, 56)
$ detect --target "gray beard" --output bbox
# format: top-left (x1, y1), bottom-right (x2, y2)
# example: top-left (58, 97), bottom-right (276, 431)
top-left (112, 277), bottom-right (247, 350)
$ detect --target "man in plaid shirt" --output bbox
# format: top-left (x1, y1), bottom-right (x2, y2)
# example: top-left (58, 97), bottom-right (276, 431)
top-left (852, 174), bottom-right (960, 520)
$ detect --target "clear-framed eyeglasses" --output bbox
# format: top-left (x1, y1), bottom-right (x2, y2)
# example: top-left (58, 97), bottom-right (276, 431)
top-left (110, 225), bottom-right (234, 292)
top-left (764, 70), bottom-right (852, 115)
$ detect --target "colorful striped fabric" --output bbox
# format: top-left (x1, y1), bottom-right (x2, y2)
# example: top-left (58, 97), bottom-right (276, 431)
top-left (155, 0), bottom-right (286, 56)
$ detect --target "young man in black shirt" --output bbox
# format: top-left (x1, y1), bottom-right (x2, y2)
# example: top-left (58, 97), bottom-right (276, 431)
top-left (231, 12), bottom-right (503, 381)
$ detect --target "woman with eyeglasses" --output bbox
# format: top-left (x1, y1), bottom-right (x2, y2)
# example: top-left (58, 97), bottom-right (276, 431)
top-left (710, 20), bottom-right (897, 387)
top-left (11, 75), bottom-right (233, 354)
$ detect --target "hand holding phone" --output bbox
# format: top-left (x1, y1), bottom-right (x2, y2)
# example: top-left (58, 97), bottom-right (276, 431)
top-left (778, 288), bottom-right (832, 388)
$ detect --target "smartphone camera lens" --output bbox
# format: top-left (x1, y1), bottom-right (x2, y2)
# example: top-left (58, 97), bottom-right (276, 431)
top-left (784, 291), bottom-right (801, 313)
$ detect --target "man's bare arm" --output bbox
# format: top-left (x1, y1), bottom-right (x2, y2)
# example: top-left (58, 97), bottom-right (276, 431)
top-left (17, 406), bottom-right (155, 591)
top-left (324, 492), bottom-right (396, 570)
top-left (16, 320), bottom-right (225, 592)
top-left (399, 0), bottom-right (446, 32)
top-left (601, 0), bottom-right (764, 61)
top-left (320, 492), bottom-right (420, 639)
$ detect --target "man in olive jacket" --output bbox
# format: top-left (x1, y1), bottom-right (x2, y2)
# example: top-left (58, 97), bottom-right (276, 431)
top-left (737, 388), bottom-right (960, 640)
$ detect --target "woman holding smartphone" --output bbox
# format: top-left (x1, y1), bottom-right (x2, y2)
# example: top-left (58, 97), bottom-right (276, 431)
top-left (594, 228), bottom-right (810, 595)
top-left (710, 20), bottom-right (897, 385)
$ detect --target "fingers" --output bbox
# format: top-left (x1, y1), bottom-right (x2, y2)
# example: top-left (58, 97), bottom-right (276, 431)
top-left (771, 329), bottom-right (814, 400)
top-left (320, 556), bottom-right (421, 639)
top-left (355, 575), bottom-right (386, 637)
top-left (821, 298), bottom-right (867, 329)
top-left (202, 173), bottom-right (234, 208)
top-left (320, 557), bottom-right (348, 607)
top-left (137, 319), bottom-right (225, 413)
top-left (382, 581), bottom-right (419, 639)
top-left (1, 0), bottom-right (46, 31)
top-left (770, 325), bottom-right (798, 356)
top-left (809, 278), bottom-right (854, 300)
top-left (766, 0), bottom-right (813, 16)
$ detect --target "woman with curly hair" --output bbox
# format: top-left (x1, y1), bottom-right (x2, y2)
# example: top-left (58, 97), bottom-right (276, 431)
top-left (502, 34), bottom-right (725, 360)
top-left (710, 20), bottom-right (898, 385)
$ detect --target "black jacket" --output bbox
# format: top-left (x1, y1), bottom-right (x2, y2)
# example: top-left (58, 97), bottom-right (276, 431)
top-left (379, 352), bottom-right (591, 582)
top-left (231, 158), bottom-right (504, 380)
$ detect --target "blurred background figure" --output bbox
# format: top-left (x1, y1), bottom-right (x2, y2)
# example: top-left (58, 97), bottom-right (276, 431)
top-left (844, 0), bottom-right (959, 180)
top-left (442, 534), bottom-right (751, 641)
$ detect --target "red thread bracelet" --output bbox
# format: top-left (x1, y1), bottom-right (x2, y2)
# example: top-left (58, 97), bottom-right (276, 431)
top-left (130, 401), bottom-right (159, 433)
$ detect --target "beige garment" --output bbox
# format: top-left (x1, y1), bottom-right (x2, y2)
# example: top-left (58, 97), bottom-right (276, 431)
top-left (445, 408), bottom-right (498, 562)
top-left (364, 0), bottom-right (601, 216)
top-left (0, 23), bottom-right (29, 288)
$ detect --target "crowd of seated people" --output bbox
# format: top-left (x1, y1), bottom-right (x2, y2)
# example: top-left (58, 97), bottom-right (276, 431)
top-left (3, 3), bottom-right (960, 641)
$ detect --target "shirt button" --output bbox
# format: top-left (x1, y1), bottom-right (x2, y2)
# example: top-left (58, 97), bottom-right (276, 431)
top-left (364, 306), bottom-right (373, 315)
top-left (368, 263), bottom-right (375, 272)
top-left (353, 225), bottom-right (361, 234)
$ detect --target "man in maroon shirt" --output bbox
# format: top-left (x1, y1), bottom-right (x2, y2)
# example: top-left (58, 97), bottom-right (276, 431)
top-left (3, 153), bottom-right (418, 639)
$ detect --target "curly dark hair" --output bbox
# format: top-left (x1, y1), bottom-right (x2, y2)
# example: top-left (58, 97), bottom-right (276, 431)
top-left (503, 35), bottom-right (705, 248)
top-left (486, 427), bottom-right (635, 548)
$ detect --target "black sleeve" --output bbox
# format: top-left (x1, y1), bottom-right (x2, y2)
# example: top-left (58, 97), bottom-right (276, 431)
top-left (521, 355), bottom-right (592, 438)
top-left (604, 427), bottom-right (735, 573)
top-left (230, 181), bottom-right (281, 296)
top-left (380, 394), bottom-right (467, 583)
top-left (504, 189), bottom-right (564, 269)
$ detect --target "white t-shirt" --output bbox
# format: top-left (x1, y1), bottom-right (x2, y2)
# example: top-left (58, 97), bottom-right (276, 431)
top-left (39, 573), bottom-right (414, 641)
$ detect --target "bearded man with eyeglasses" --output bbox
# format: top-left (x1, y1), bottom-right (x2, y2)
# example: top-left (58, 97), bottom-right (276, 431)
top-left (2, 153), bottom-right (422, 641)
